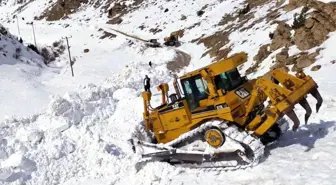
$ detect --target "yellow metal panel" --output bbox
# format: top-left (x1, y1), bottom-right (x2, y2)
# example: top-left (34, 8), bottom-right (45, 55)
top-left (159, 108), bottom-right (190, 131)
top-left (180, 52), bottom-right (247, 80)
top-left (246, 115), bottom-right (262, 131)
top-left (254, 107), bottom-right (280, 136)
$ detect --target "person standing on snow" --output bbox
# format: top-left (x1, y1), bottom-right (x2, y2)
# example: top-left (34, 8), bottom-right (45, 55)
top-left (144, 75), bottom-right (151, 92)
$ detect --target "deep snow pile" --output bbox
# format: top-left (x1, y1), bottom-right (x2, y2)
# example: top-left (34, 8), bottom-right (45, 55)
top-left (0, 58), bottom-right (178, 184)
top-left (0, 0), bottom-right (336, 185)
top-left (1, 57), bottom-right (336, 185)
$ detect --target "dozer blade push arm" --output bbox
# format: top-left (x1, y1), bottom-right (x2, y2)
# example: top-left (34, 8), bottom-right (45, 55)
top-left (142, 91), bottom-right (152, 131)
top-left (250, 68), bottom-right (323, 135)
top-left (157, 83), bottom-right (169, 105)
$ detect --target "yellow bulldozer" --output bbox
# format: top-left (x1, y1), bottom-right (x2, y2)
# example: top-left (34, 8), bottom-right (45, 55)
top-left (163, 30), bottom-right (184, 46)
top-left (131, 52), bottom-right (323, 170)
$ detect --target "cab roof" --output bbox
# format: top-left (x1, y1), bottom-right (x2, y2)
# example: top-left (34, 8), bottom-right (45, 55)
top-left (179, 52), bottom-right (248, 80)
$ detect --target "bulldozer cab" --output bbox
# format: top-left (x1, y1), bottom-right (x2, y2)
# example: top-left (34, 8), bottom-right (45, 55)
top-left (180, 67), bottom-right (245, 111)
top-left (180, 74), bottom-right (209, 110)
top-left (213, 68), bottom-right (245, 93)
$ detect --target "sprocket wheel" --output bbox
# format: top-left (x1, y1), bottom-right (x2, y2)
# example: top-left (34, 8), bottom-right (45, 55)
top-left (204, 128), bottom-right (225, 148)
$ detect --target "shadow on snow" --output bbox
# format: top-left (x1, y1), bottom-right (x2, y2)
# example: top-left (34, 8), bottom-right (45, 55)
top-left (264, 120), bottom-right (336, 158)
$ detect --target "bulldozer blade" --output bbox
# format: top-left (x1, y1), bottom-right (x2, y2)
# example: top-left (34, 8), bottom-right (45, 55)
top-left (299, 98), bottom-right (312, 125)
top-left (142, 149), bottom-right (248, 165)
top-left (310, 88), bottom-right (323, 113)
top-left (286, 110), bottom-right (300, 132)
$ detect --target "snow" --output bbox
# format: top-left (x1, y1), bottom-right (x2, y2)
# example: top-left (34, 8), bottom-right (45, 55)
top-left (317, 0), bottom-right (336, 3)
top-left (0, 0), bottom-right (336, 185)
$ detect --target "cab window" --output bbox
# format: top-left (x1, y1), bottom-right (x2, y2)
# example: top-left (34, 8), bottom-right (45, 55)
top-left (181, 75), bottom-right (209, 110)
top-left (214, 68), bottom-right (243, 91)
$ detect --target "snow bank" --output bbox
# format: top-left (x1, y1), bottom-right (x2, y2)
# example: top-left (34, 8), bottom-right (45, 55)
top-left (0, 0), bottom-right (336, 185)
top-left (317, 0), bottom-right (336, 3)
top-left (0, 45), bottom-right (178, 184)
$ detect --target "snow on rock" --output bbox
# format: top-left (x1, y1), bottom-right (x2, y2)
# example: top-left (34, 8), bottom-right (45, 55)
top-left (317, 0), bottom-right (336, 3)
top-left (0, 0), bottom-right (336, 184)
top-left (0, 23), bottom-right (58, 121)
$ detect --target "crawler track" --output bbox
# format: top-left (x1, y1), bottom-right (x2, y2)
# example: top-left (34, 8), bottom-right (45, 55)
top-left (132, 121), bottom-right (265, 171)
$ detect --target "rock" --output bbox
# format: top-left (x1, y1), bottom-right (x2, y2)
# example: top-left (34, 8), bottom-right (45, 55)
top-left (295, 52), bottom-right (319, 69)
top-left (270, 22), bottom-right (292, 51)
top-left (275, 48), bottom-right (289, 64)
top-left (270, 62), bottom-right (286, 70)
top-left (304, 18), bottom-right (314, 29)
top-left (311, 65), bottom-right (321, 71)
top-left (108, 3), bottom-right (127, 18)
top-left (83, 49), bottom-right (89, 53)
top-left (331, 60), bottom-right (336, 64)
top-left (149, 28), bottom-right (162, 34)
top-left (197, 31), bottom-right (230, 60)
top-left (138, 25), bottom-right (145, 30)
top-left (164, 8), bottom-right (169, 13)
top-left (293, 29), bottom-right (315, 50)
top-left (99, 31), bottom-right (117, 39)
top-left (276, 0), bottom-right (286, 7)
top-left (286, 55), bottom-right (298, 65)
top-left (294, 9), bottom-right (336, 50)
top-left (238, 3), bottom-right (250, 15)
top-left (167, 50), bottom-right (191, 72)
top-left (253, 44), bottom-right (271, 62)
top-left (180, 14), bottom-right (187, 20)
top-left (107, 17), bottom-right (123, 24)
top-left (197, 10), bottom-right (205, 16)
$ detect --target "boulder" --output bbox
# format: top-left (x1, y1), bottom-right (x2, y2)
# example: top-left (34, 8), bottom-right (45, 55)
top-left (275, 47), bottom-right (289, 64)
top-left (270, 22), bottom-right (293, 51)
top-left (253, 44), bottom-right (271, 62)
top-left (311, 65), bottom-right (321, 71)
top-left (293, 2), bottom-right (336, 50)
top-left (294, 52), bottom-right (319, 69)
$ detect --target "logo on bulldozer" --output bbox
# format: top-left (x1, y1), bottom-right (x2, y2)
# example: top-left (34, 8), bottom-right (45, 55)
top-left (235, 87), bottom-right (250, 99)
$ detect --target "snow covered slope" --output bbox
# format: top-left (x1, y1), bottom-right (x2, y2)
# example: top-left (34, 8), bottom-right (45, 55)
top-left (0, 0), bottom-right (336, 185)
top-left (0, 23), bottom-right (55, 121)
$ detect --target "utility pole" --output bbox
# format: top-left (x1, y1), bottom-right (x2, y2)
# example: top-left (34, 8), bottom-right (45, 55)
top-left (28, 21), bottom-right (37, 46)
top-left (64, 36), bottom-right (74, 77)
top-left (31, 22), bottom-right (36, 46)
top-left (14, 15), bottom-right (20, 37)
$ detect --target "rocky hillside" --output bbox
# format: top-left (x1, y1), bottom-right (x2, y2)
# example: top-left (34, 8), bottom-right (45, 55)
top-left (1, 1), bottom-right (336, 185)
top-left (32, 0), bottom-right (336, 74)
top-left (0, 23), bottom-right (44, 66)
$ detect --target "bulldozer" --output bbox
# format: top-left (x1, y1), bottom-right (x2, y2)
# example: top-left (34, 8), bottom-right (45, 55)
top-left (163, 30), bottom-right (184, 47)
top-left (131, 52), bottom-right (323, 170)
